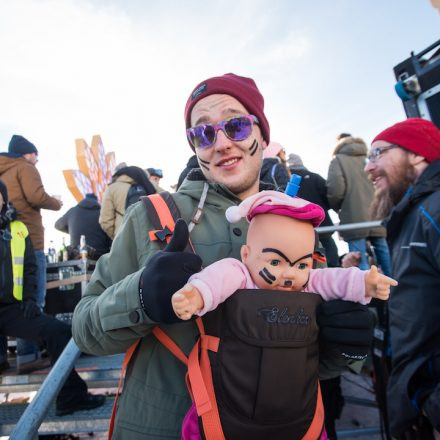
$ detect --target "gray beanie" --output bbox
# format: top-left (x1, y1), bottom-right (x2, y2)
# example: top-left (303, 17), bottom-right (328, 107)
top-left (287, 153), bottom-right (304, 168)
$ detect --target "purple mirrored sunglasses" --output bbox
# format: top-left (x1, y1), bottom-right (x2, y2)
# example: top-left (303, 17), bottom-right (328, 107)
top-left (186, 114), bottom-right (259, 149)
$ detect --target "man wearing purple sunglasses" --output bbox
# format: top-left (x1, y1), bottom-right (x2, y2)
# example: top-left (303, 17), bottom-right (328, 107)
top-left (73, 73), bottom-right (374, 439)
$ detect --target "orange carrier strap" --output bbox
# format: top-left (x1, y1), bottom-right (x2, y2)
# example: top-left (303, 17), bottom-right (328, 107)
top-left (189, 318), bottom-right (225, 439)
top-left (301, 381), bottom-right (325, 440)
top-left (108, 192), bottom-right (194, 439)
top-left (108, 339), bottom-right (140, 439)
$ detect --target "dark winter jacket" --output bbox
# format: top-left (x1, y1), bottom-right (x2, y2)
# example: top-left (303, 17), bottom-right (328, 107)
top-left (260, 158), bottom-right (290, 191)
top-left (0, 221), bottom-right (37, 305)
top-left (72, 169), bottom-right (361, 439)
top-left (177, 155), bottom-right (199, 190)
top-left (385, 159), bottom-right (440, 436)
top-left (290, 166), bottom-right (334, 237)
top-left (55, 195), bottom-right (111, 258)
top-left (326, 136), bottom-right (386, 240)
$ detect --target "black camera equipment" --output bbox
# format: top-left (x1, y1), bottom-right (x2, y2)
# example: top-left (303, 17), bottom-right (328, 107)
top-left (394, 39), bottom-right (440, 128)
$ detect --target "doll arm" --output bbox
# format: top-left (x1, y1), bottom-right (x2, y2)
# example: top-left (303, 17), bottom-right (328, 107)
top-left (308, 266), bottom-right (398, 304)
top-left (308, 267), bottom-right (370, 304)
top-left (364, 265), bottom-right (398, 300)
top-left (172, 258), bottom-right (250, 319)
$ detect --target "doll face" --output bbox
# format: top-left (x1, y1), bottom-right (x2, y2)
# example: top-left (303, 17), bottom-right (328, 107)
top-left (241, 214), bottom-right (315, 291)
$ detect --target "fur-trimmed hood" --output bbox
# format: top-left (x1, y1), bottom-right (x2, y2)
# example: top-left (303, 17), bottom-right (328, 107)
top-left (333, 136), bottom-right (368, 156)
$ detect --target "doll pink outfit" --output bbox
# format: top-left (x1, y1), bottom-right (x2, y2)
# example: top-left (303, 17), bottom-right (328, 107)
top-left (189, 258), bottom-right (370, 316)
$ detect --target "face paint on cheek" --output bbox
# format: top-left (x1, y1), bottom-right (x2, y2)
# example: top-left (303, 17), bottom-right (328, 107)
top-left (259, 267), bottom-right (275, 284)
top-left (301, 272), bottom-right (311, 290)
top-left (198, 157), bottom-right (210, 171)
top-left (249, 139), bottom-right (258, 156)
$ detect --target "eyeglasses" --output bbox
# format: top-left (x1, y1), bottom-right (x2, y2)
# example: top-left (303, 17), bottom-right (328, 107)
top-left (367, 145), bottom-right (399, 162)
top-left (186, 114), bottom-right (259, 149)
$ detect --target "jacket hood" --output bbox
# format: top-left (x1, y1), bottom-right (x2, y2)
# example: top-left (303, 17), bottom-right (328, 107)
top-left (113, 174), bottom-right (135, 185)
top-left (186, 155), bottom-right (199, 168)
top-left (78, 198), bottom-right (100, 210)
top-left (177, 169), bottom-right (241, 208)
top-left (262, 157), bottom-right (281, 166)
top-left (333, 136), bottom-right (368, 156)
top-left (177, 167), bottom-right (276, 207)
top-left (0, 154), bottom-right (29, 175)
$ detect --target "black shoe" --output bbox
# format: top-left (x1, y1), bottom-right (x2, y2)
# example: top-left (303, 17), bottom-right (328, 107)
top-left (55, 393), bottom-right (106, 416)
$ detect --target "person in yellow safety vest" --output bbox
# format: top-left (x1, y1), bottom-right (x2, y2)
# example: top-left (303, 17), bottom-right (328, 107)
top-left (0, 179), bottom-right (105, 415)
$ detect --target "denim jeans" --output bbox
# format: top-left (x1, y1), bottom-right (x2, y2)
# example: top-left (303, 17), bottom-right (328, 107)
top-left (369, 237), bottom-right (392, 277)
top-left (347, 239), bottom-right (369, 270)
top-left (17, 249), bottom-right (47, 364)
top-left (348, 237), bottom-right (392, 276)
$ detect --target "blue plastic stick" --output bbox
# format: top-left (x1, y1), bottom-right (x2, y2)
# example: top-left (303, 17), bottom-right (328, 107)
top-left (285, 174), bottom-right (302, 197)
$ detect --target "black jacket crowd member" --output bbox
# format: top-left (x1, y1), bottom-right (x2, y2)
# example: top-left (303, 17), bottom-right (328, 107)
top-left (0, 179), bottom-right (105, 415)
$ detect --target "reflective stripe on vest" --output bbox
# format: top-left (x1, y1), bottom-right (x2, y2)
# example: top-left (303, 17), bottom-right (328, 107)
top-left (10, 221), bottom-right (29, 301)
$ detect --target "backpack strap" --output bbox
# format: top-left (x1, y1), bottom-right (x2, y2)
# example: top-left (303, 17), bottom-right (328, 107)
top-left (142, 191), bottom-right (194, 253)
top-left (271, 163), bottom-right (278, 186)
top-left (108, 191), bottom-right (193, 439)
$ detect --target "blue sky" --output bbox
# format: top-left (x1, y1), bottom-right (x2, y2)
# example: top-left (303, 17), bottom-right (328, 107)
top-left (0, 0), bottom-right (439, 249)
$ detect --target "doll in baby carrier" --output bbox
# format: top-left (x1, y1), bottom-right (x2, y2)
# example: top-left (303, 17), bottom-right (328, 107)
top-left (171, 191), bottom-right (396, 440)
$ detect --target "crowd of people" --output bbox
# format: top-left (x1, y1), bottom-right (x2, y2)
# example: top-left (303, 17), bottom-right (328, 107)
top-left (0, 72), bottom-right (438, 440)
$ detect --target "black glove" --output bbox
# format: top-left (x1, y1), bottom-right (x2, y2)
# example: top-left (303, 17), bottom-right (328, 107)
top-left (139, 219), bottom-right (202, 323)
top-left (21, 300), bottom-right (42, 320)
top-left (317, 300), bottom-right (375, 361)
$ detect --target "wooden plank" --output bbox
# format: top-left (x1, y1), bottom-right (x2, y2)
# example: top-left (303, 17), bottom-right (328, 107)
top-left (46, 274), bottom-right (91, 290)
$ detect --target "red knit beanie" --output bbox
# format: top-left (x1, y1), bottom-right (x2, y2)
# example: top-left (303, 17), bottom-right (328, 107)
top-left (372, 118), bottom-right (440, 163)
top-left (184, 73), bottom-right (270, 148)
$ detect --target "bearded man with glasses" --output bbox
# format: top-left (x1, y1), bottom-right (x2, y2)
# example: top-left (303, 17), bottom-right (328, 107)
top-left (72, 73), bottom-right (376, 439)
top-left (365, 118), bottom-right (440, 440)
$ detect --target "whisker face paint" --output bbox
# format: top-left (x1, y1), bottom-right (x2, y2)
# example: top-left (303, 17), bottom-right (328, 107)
top-left (249, 139), bottom-right (258, 156)
top-left (259, 267), bottom-right (275, 284)
top-left (198, 157), bottom-right (210, 171)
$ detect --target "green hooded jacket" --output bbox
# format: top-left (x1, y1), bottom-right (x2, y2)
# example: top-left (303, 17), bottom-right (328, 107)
top-left (326, 136), bottom-right (386, 240)
top-left (72, 174), bottom-right (357, 439)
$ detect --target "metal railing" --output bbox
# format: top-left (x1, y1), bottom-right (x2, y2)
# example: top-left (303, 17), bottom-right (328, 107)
top-left (10, 261), bottom-right (94, 439)
top-left (316, 219), bottom-right (383, 235)
top-left (9, 339), bottom-right (81, 440)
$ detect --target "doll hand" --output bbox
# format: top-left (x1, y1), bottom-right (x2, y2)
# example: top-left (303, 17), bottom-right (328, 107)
top-left (365, 265), bottom-right (398, 300)
top-left (172, 283), bottom-right (204, 320)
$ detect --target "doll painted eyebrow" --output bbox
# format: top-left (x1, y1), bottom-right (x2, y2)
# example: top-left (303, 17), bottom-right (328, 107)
top-left (262, 248), bottom-right (313, 267)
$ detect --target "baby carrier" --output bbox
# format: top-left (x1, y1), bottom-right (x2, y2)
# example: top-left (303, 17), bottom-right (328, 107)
top-left (109, 192), bottom-right (325, 440)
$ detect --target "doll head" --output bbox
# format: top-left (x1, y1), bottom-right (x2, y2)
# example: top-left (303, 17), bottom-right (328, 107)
top-left (226, 191), bottom-right (325, 291)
